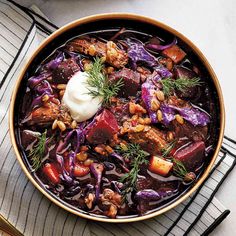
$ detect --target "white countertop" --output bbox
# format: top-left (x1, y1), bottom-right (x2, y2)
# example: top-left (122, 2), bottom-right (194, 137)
top-left (14, 0), bottom-right (236, 235)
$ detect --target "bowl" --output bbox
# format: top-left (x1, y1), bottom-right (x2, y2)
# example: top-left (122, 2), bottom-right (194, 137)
top-left (9, 13), bottom-right (225, 223)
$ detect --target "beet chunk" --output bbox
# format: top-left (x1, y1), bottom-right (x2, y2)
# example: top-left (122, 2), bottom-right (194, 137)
top-left (174, 66), bottom-right (200, 99)
top-left (109, 68), bottom-right (140, 98)
top-left (173, 141), bottom-right (205, 171)
top-left (52, 58), bottom-right (80, 83)
top-left (86, 109), bottom-right (119, 144)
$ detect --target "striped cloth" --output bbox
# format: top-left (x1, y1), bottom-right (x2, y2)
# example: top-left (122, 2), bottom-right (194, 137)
top-left (0, 1), bottom-right (235, 235)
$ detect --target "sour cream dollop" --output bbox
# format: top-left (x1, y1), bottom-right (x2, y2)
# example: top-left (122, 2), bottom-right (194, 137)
top-left (62, 71), bottom-right (102, 122)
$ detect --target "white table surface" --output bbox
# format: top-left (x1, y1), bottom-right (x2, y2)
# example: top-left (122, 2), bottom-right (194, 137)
top-left (14, 0), bottom-right (236, 235)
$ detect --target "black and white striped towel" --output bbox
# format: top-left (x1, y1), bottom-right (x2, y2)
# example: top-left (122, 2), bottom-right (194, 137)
top-left (0, 1), bottom-right (235, 235)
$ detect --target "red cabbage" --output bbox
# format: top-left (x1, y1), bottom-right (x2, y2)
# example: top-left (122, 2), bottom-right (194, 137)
top-left (109, 152), bottom-right (129, 173)
top-left (136, 189), bottom-right (161, 201)
top-left (30, 92), bottom-right (54, 109)
top-left (28, 73), bottom-right (55, 110)
top-left (136, 188), bottom-right (177, 201)
top-left (176, 106), bottom-right (210, 126)
top-left (125, 38), bottom-right (157, 69)
top-left (57, 127), bottom-right (86, 155)
top-left (161, 104), bottom-right (210, 126)
top-left (67, 151), bottom-right (76, 176)
top-left (111, 181), bottom-right (123, 194)
top-left (55, 127), bottom-right (86, 183)
top-left (125, 38), bottom-right (173, 79)
top-left (28, 73), bottom-right (51, 89)
top-left (35, 80), bottom-right (53, 95)
top-left (42, 51), bottom-right (65, 71)
top-left (64, 185), bottom-right (81, 197)
top-left (141, 79), bottom-right (158, 123)
top-left (154, 65), bottom-right (172, 78)
top-left (145, 38), bottom-right (177, 51)
top-left (160, 104), bottom-right (176, 125)
top-left (90, 163), bottom-right (104, 200)
top-left (56, 154), bottom-right (73, 184)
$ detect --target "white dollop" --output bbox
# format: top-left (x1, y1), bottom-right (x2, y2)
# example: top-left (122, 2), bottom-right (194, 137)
top-left (62, 71), bottom-right (102, 122)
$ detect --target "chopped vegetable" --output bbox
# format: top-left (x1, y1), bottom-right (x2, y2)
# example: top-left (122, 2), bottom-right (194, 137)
top-left (42, 163), bottom-right (61, 185)
top-left (146, 38), bottom-right (177, 51)
top-left (125, 38), bottom-right (157, 68)
top-left (141, 79), bottom-right (159, 123)
top-left (162, 45), bottom-right (186, 63)
top-left (86, 57), bottom-right (124, 105)
top-left (90, 163), bottom-right (104, 200)
top-left (28, 130), bottom-right (48, 171)
top-left (109, 68), bottom-right (140, 98)
top-left (173, 141), bottom-right (205, 171)
top-left (86, 109), bottom-right (119, 144)
top-left (41, 51), bottom-right (64, 71)
top-left (136, 189), bottom-right (161, 201)
top-left (149, 156), bottom-right (173, 176)
top-left (160, 104), bottom-right (210, 126)
top-left (73, 164), bottom-right (90, 177)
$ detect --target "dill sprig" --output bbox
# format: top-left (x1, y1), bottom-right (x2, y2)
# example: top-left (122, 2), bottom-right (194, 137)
top-left (162, 140), bottom-right (176, 157)
top-left (117, 143), bottom-right (149, 198)
top-left (173, 159), bottom-right (188, 178)
top-left (161, 77), bottom-right (202, 96)
top-left (86, 57), bottom-right (124, 105)
top-left (28, 130), bottom-right (47, 171)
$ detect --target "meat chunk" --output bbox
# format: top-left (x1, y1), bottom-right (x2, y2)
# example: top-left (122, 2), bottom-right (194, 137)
top-left (162, 45), bottom-right (186, 64)
top-left (21, 130), bottom-right (41, 150)
top-left (109, 68), bottom-right (140, 97)
top-left (52, 58), bottom-right (80, 83)
top-left (171, 120), bottom-right (208, 141)
top-left (26, 102), bottom-right (59, 126)
top-left (86, 109), bottom-right (119, 144)
top-left (67, 37), bottom-right (128, 68)
top-left (128, 127), bottom-right (167, 155)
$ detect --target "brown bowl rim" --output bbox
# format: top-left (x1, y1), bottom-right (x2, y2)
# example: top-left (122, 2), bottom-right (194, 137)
top-left (9, 13), bottom-right (225, 223)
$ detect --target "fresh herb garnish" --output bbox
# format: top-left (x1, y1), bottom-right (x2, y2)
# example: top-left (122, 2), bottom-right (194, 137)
top-left (173, 159), bottom-right (188, 178)
top-left (86, 57), bottom-right (124, 105)
top-left (161, 77), bottom-right (202, 96)
top-left (162, 140), bottom-right (176, 157)
top-left (117, 143), bottom-right (149, 199)
top-left (28, 130), bottom-right (47, 171)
